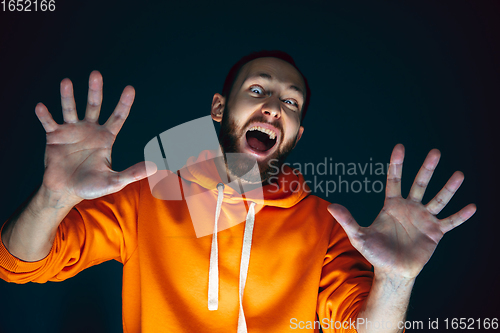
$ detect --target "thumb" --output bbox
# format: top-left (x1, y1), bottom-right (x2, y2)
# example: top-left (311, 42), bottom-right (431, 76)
top-left (327, 203), bottom-right (362, 242)
top-left (116, 161), bottom-right (157, 188)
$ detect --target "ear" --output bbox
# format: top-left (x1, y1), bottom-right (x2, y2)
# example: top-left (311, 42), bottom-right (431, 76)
top-left (293, 126), bottom-right (304, 148)
top-left (211, 93), bottom-right (226, 122)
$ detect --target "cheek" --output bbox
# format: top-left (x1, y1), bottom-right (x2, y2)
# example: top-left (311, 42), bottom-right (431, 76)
top-left (282, 118), bottom-right (301, 142)
top-left (228, 98), bottom-right (258, 124)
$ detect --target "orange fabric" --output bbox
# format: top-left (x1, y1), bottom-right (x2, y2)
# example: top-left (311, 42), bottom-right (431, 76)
top-left (0, 152), bottom-right (373, 332)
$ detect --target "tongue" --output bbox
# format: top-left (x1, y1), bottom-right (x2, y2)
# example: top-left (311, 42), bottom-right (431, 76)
top-left (247, 136), bottom-right (268, 151)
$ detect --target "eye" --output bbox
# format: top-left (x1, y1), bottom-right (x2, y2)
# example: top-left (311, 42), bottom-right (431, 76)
top-left (249, 85), bottom-right (265, 95)
top-left (283, 99), bottom-right (299, 108)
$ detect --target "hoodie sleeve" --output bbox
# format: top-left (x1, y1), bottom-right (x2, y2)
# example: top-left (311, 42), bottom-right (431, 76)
top-left (317, 221), bottom-right (374, 333)
top-left (0, 181), bottom-right (141, 284)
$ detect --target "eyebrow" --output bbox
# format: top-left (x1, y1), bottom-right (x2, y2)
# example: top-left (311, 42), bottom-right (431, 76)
top-left (244, 72), bottom-right (304, 95)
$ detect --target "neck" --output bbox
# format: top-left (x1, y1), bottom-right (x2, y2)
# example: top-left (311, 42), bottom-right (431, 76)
top-left (213, 154), bottom-right (270, 194)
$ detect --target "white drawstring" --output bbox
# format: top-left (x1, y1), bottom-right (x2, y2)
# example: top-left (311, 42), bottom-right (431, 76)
top-left (237, 201), bottom-right (256, 333)
top-left (208, 183), bottom-right (225, 311)
top-left (207, 183), bottom-right (257, 333)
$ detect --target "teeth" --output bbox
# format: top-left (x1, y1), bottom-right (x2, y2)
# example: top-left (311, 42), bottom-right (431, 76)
top-left (248, 126), bottom-right (276, 140)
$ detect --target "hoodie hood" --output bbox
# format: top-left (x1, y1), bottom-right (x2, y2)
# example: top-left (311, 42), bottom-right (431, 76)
top-left (179, 150), bottom-right (310, 208)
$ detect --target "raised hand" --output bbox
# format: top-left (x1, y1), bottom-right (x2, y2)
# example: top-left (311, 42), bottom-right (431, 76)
top-left (328, 144), bottom-right (476, 279)
top-left (36, 71), bottom-right (156, 206)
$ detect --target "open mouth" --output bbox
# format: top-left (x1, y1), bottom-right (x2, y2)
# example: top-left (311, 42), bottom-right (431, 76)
top-left (245, 125), bottom-right (278, 154)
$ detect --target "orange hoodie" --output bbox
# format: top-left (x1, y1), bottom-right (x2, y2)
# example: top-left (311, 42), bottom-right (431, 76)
top-left (0, 151), bottom-right (373, 333)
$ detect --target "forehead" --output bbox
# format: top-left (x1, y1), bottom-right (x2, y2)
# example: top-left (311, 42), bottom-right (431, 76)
top-left (236, 57), bottom-right (306, 94)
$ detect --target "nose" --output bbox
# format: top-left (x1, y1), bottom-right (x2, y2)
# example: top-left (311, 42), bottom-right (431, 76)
top-left (261, 97), bottom-right (281, 119)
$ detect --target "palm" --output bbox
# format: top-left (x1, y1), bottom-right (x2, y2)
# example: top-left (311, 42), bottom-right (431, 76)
top-left (37, 71), bottom-right (155, 204)
top-left (358, 198), bottom-right (443, 278)
top-left (43, 121), bottom-right (116, 199)
top-left (328, 145), bottom-right (476, 279)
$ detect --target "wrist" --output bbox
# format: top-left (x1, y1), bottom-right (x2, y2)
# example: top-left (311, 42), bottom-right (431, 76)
top-left (373, 269), bottom-right (416, 291)
top-left (37, 183), bottom-right (82, 209)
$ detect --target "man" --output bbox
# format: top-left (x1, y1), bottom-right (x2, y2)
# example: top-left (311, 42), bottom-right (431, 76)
top-left (0, 50), bottom-right (476, 332)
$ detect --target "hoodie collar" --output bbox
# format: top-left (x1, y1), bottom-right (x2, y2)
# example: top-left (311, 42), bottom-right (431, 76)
top-left (179, 149), bottom-right (310, 208)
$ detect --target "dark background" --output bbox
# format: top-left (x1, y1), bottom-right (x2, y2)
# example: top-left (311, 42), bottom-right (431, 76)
top-left (0, 1), bottom-right (498, 332)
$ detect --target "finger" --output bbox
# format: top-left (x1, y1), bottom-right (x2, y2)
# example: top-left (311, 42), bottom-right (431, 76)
top-left (439, 203), bottom-right (476, 233)
top-left (408, 149), bottom-right (441, 202)
top-left (35, 103), bottom-right (59, 133)
top-left (104, 85), bottom-right (135, 136)
top-left (60, 78), bottom-right (78, 123)
top-left (426, 171), bottom-right (465, 215)
top-left (85, 70), bottom-right (103, 122)
top-left (386, 144), bottom-right (405, 198)
top-left (327, 204), bottom-right (362, 246)
top-left (111, 161), bottom-right (157, 191)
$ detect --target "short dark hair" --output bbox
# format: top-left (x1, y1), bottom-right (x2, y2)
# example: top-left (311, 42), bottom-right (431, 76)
top-left (221, 50), bottom-right (311, 124)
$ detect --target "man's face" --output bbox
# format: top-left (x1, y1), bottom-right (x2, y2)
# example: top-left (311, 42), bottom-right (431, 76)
top-left (212, 57), bottom-right (306, 183)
